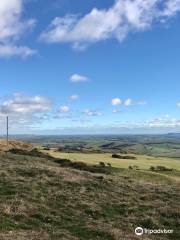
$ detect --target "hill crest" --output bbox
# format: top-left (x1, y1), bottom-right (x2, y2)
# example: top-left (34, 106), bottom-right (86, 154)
top-left (0, 139), bottom-right (33, 152)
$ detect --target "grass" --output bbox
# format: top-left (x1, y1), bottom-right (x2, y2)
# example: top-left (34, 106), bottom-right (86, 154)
top-left (0, 149), bottom-right (179, 239)
top-left (44, 150), bottom-right (180, 171)
top-left (43, 150), bottom-right (180, 183)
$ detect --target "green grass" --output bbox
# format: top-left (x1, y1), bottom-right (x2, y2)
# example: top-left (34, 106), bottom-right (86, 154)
top-left (45, 150), bottom-right (180, 170)
top-left (44, 150), bottom-right (180, 183)
top-left (0, 150), bottom-right (179, 239)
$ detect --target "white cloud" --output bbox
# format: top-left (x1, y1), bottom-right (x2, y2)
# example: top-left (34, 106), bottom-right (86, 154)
top-left (0, 93), bottom-right (52, 133)
top-left (143, 115), bottom-right (180, 128)
top-left (70, 74), bottom-right (88, 82)
top-left (0, 0), bottom-right (36, 58)
top-left (111, 98), bottom-right (122, 106)
top-left (69, 95), bottom-right (79, 101)
top-left (162, 0), bottom-right (180, 17)
top-left (59, 106), bottom-right (70, 113)
top-left (0, 94), bottom-right (52, 115)
top-left (112, 98), bottom-right (146, 107)
top-left (177, 102), bottom-right (180, 107)
top-left (40, 0), bottom-right (180, 49)
top-left (112, 109), bottom-right (120, 113)
top-left (83, 109), bottom-right (102, 116)
top-left (124, 98), bottom-right (133, 107)
top-left (105, 115), bottom-right (180, 130)
top-left (123, 98), bottom-right (147, 106)
top-left (0, 44), bottom-right (37, 58)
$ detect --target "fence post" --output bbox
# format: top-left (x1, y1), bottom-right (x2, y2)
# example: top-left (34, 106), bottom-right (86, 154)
top-left (7, 116), bottom-right (9, 146)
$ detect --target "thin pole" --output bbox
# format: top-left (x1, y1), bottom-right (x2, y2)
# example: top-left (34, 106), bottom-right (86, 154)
top-left (7, 116), bottom-right (9, 146)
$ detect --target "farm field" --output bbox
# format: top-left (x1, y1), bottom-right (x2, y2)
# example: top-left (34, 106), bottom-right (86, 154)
top-left (44, 150), bottom-right (180, 171)
top-left (21, 134), bottom-right (180, 158)
top-left (42, 150), bottom-right (180, 184)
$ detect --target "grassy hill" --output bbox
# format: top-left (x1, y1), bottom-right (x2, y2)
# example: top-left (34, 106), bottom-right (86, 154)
top-left (0, 148), bottom-right (179, 239)
top-left (0, 140), bottom-right (33, 152)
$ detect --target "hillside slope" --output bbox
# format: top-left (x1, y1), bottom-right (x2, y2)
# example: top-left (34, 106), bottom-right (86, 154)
top-left (0, 139), bottom-right (33, 152)
top-left (0, 150), bottom-right (179, 240)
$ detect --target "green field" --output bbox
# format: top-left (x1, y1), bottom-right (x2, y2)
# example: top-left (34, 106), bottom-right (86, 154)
top-left (41, 150), bottom-right (180, 183)
top-left (26, 134), bottom-right (180, 158)
top-left (46, 151), bottom-right (180, 170)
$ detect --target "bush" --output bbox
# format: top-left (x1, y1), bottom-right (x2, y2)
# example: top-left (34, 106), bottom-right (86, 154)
top-left (149, 166), bottom-right (173, 172)
top-left (150, 166), bottom-right (155, 171)
top-left (99, 162), bottom-right (106, 167)
top-left (8, 148), bottom-right (54, 161)
top-left (43, 147), bottom-right (50, 150)
top-left (128, 165), bottom-right (139, 170)
top-left (112, 154), bottom-right (136, 160)
top-left (54, 159), bottom-right (111, 174)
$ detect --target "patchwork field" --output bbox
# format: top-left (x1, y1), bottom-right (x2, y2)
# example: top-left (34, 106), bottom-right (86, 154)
top-left (23, 134), bottom-right (180, 158)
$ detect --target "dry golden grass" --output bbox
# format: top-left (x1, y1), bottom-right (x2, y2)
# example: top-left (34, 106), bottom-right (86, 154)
top-left (0, 139), bottom-right (33, 152)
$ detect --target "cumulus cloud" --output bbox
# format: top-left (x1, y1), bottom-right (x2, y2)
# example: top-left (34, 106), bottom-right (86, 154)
top-left (69, 95), bottom-right (79, 101)
top-left (83, 109), bottom-right (102, 117)
top-left (40, 0), bottom-right (180, 49)
top-left (59, 106), bottom-right (70, 113)
top-left (0, 0), bottom-right (36, 58)
top-left (70, 74), bottom-right (88, 82)
top-left (0, 94), bottom-right (52, 133)
top-left (124, 98), bottom-right (133, 107)
top-left (111, 98), bottom-right (146, 107)
top-left (111, 98), bottom-right (122, 106)
top-left (0, 94), bottom-right (52, 115)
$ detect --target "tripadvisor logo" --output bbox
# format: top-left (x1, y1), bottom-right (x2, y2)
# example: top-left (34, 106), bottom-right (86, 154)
top-left (135, 227), bottom-right (173, 236)
top-left (135, 227), bottom-right (143, 236)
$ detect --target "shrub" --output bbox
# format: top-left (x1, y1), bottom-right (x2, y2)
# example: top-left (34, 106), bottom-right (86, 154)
top-left (128, 165), bottom-right (139, 170)
top-left (156, 166), bottom-right (173, 171)
top-left (43, 147), bottom-right (50, 150)
top-left (150, 166), bottom-right (155, 171)
top-left (99, 162), bottom-right (106, 167)
top-left (149, 166), bottom-right (173, 172)
top-left (9, 148), bottom-right (51, 159)
top-left (107, 163), bottom-right (111, 167)
top-left (112, 154), bottom-right (136, 160)
top-left (54, 159), bottom-right (111, 174)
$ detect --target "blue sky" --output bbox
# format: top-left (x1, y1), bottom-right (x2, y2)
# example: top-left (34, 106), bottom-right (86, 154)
top-left (0, 0), bottom-right (180, 134)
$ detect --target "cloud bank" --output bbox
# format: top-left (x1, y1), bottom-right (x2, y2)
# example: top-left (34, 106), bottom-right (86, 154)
top-left (0, 94), bottom-right (52, 115)
top-left (40, 0), bottom-right (180, 49)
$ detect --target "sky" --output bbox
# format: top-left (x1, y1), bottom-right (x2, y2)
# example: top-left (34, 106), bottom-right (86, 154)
top-left (0, 0), bottom-right (180, 135)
